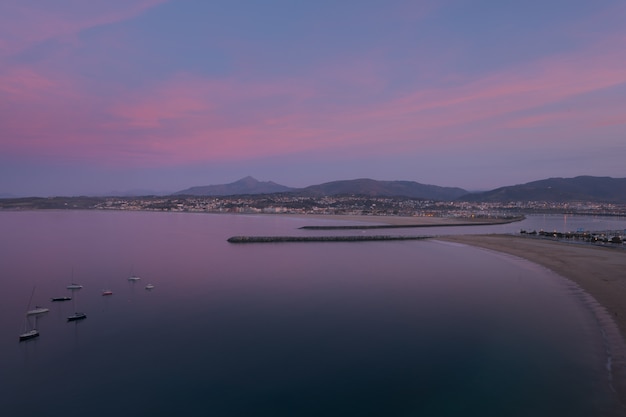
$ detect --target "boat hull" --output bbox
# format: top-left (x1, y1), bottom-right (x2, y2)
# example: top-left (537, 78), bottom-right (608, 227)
top-left (67, 285), bottom-right (83, 290)
top-left (67, 313), bottom-right (87, 321)
top-left (19, 330), bottom-right (39, 341)
top-left (27, 307), bottom-right (49, 315)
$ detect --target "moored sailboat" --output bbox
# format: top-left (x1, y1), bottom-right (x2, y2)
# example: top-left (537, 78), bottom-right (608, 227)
top-left (67, 312), bottom-right (87, 321)
top-left (67, 267), bottom-right (83, 289)
top-left (67, 283), bottom-right (83, 290)
top-left (67, 285), bottom-right (87, 322)
top-left (26, 306), bottom-right (49, 315)
top-left (19, 327), bottom-right (39, 341)
top-left (128, 266), bottom-right (141, 281)
top-left (20, 286), bottom-right (41, 341)
top-left (19, 317), bottom-right (39, 341)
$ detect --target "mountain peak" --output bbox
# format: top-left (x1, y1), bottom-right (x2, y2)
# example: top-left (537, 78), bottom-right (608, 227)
top-left (174, 177), bottom-right (293, 196)
top-left (236, 176), bottom-right (258, 183)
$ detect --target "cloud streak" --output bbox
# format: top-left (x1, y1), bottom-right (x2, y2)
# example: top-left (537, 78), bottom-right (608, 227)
top-left (0, 0), bottom-right (167, 57)
top-left (1, 0), bottom-right (625, 195)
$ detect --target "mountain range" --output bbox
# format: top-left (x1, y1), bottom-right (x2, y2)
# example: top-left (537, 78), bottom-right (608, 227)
top-left (462, 176), bottom-right (626, 203)
top-left (174, 175), bottom-right (626, 203)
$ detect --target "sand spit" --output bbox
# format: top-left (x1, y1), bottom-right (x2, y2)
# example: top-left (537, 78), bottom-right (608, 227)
top-left (282, 213), bottom-right (522, 227)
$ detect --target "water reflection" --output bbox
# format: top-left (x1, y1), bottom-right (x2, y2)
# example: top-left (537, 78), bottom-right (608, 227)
top-left (0, 211), bottom-right (625, 416)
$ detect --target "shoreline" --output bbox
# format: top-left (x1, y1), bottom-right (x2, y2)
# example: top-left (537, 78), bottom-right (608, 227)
top-left (438, 234), bottom-right (626, 406)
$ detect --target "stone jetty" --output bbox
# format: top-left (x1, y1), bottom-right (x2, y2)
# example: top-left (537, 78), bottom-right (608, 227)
top-left (227, 235), bottom-right (432, 243)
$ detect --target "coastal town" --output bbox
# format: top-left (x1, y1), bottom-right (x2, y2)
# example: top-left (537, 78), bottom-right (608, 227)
top-left (76, 195), bottom-right (626, 219)
top-left (2, 194), bottom-right (626, 219)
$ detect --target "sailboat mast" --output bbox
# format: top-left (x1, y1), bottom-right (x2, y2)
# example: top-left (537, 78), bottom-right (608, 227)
top-left (26, 285), bottom-right (36, 310)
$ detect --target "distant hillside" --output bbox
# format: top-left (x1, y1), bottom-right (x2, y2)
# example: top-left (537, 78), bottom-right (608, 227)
top-left (174, 176), bottom-right (295, 196)
top-left (462, 176), bottom-right (626, 203)
top-left (298, 178), bottom-right (468, 201)
top-left (172, 175), bottom-right (626, 203)
top-left (174, 177), bottom-right (467, 200)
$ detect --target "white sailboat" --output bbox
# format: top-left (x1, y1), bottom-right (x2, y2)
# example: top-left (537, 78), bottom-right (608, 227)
top-left (26, 306), bottom-right (49, 315)
top-left (66, 283), bottom-right (83, 290)
top-left (19, 316), bottom-right (39, 341)
top-left (67, 268), bottom-right (83, 289)
top-left (128, 266), bottom-right (141, 281)
top-left (19, 286), bottom-right (40, 341)
top-left (67, 285), bottom-right (86, 322)
top-left (67, 312), bottom-right (87, 321)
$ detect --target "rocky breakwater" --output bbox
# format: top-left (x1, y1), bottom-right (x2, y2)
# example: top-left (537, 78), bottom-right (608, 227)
top-left (227, 235), bottom-right (432, 243)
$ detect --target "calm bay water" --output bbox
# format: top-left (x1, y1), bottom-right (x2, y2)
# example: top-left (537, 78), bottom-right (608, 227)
top-left (1, 211), bottom-right (625, 416)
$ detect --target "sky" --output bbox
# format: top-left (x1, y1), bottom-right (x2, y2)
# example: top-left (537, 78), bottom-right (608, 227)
top-left (1, 0), bottom-right (625, 197)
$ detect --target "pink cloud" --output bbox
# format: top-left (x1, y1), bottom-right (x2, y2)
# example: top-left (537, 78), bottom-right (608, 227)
top-left (1, 9), bottom-right (625, 170)
top-left (0, 68), bottom-right (58, 99)
top-left (0, 0), bottom-right (167, 57)
top-left (593, 116), bottom-right (626, 128)
top-left (323, 35), bottom-right (626, 150)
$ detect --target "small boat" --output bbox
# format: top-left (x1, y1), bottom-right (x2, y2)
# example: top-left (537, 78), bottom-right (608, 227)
top-left (67, 283), bottom-right (83, 290)
top-left (67, 312), bottom-right (87, 321)
top-left (20, 287), bottom-right (40, 342)
top-left (19, 328), bottom-right (40, 341)
top-left (51, 296), bottom-right (72, 302)
top-left (145, 284), bottom-right (155, 290)
top-left (128, 266), bottom-right (141, 281)
top-left (102, 290), bottom-right (113, 296)
top-left (66, 268), bottom-right (82, 289)
top-left (26, 306), bottom-right (49, 315)
top-left (67, 280), bottom-right (86, 322)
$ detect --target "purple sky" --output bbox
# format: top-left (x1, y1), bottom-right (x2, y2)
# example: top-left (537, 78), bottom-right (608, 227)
top-left (1, 0), bottom-right (625, 196)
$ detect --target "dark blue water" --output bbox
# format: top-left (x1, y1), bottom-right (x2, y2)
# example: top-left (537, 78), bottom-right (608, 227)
top-left (1, 211), bottom-right (625, 416)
